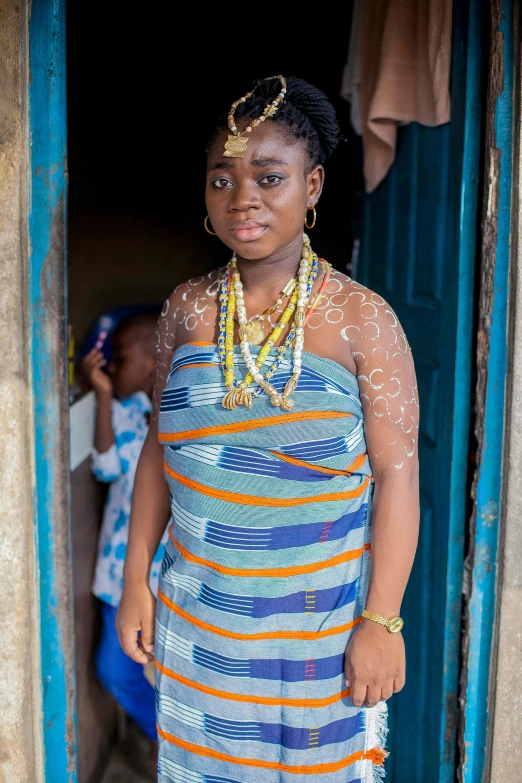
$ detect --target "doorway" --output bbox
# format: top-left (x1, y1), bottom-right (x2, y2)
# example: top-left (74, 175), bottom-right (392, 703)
top-left (63, 5), bottom-right (482, 782)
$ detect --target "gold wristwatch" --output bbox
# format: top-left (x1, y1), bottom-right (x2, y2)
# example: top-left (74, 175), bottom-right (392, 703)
top-left (362, 609), bottom-right (404, 634)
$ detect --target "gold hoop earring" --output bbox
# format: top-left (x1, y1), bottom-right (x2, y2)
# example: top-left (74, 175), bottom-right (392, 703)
top-left (204, 215), bottom-right (217, 235)
top-left (304, 206), bottom-right (317, 230)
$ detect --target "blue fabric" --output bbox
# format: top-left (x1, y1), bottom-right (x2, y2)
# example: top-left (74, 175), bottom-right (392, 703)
top-left (95, 601), bottom-right (157, 740)
top-left (91, 392), bottom-right (168, 606)
top-left (155, 344), bottom-right (388, 783)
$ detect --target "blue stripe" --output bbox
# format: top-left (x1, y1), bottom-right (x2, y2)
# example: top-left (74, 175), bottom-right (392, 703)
top-left (277, 434), bottom-right (362, 460)
top-left (170, 443), bottom-right (359, 482)
top-left (193, 580), bottom-right (359, 618)
top-left (190, 645), bottom-right (345, 682)
top-left (258, 714), bottom-right (365, 749)
top-left (169, 352), bottom-right (217, 374)
top-left (195, 713), bottom-right (365, 749)
top-left (199, 506), bottom-right (367, 550)
top-left (205, 777), bottom-right (243, 783)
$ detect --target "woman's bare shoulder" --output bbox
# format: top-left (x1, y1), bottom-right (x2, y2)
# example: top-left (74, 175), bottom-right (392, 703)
top-left (166, 267), bottom-right (222, 311)
top-left (160, 267), bottom-right (223, 343)
top-left (308, 268), bottom-right (398, 341)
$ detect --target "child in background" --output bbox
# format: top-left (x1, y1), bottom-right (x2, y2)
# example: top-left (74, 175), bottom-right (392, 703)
top-left (81, 313), bottom-right (168, 764)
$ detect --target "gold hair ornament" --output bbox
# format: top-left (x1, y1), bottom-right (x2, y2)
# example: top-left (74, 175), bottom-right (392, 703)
top-left (224, 76), bottom-right (287, 159)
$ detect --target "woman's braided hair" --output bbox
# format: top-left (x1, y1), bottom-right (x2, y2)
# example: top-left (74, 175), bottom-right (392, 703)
top-left (210, 76), bottom-right (340, 168)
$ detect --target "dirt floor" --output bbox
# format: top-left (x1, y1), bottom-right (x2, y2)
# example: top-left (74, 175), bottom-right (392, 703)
top-left (100, 724), bottom-right (156, 783)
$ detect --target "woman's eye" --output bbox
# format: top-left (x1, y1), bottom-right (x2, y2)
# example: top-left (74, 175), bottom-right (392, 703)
top-left (212, 178), bottom-right (233, 189)
top-left (259, 174), bottom-right (283, 186)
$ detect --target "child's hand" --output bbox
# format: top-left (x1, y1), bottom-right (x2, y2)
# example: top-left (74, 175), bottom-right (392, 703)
top-left (81, 348), bottom-right (112, 395)
top-left (117, 581), bottom-right (156, 664)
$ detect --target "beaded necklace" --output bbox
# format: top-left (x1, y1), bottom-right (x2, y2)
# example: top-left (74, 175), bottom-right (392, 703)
top-left (234, 277), bottom-right (297, 346)
top-left (218, 236), bottom-right (319, 411)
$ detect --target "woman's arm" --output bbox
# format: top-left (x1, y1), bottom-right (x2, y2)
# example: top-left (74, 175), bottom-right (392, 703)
top-left (117, 433), bottom-right (171, 664)
top-left (344, 295), bottom-right (420, 708)
top-left (117, 291), bottom-right (183, 664)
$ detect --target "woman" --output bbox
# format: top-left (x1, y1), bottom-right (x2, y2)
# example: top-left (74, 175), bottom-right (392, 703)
top-left (118, 76), bottom-right (419, 782)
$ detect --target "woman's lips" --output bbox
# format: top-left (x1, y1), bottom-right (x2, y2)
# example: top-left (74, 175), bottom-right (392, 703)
top-left (230, 223), bottom-right (267, 242)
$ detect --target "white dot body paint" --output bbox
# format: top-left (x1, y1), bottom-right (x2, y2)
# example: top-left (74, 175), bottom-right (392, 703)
top-left (152, 266), bottom-right (419, 471)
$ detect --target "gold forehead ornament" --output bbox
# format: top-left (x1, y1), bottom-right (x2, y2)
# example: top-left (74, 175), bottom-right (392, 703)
top-left (224, 75), bottom-right (287, 158)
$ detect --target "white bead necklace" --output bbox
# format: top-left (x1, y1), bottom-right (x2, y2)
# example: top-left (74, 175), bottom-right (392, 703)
top-left (231, 236), bottom-right (315, 410)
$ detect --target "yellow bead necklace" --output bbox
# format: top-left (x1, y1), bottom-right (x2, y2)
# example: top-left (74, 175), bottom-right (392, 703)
top-left (218, 235), bottom-right (317, 411)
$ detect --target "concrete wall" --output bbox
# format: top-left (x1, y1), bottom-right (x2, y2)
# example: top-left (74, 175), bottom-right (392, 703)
top-left (489, 39), bottom-right (522, 781)
top-left (0, 2), bottom-right (43, 780)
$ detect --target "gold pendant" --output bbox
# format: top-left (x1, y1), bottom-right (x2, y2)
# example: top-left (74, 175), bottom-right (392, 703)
top-left (223, 134), bottom-right (249, 158)
top-left (280, 396), bottom-right (295, 412)
top-left (244, 320), bottom-right (265, 346)
top-left (222, 387), bottom-right (253, 410)
top-left (222, 390), bottom-right (239, 410)
top-left (283, 374), bottom-right (299, 397)
top-left (270, 393), bottom-right (283, 407)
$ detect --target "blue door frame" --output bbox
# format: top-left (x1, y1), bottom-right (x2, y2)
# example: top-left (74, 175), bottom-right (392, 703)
top-left (26, 0), bottom-right (514, 781)
top-left (462, 1), bottom-right (515, 779)
top-left (28, 0), bottom-right (77, 779)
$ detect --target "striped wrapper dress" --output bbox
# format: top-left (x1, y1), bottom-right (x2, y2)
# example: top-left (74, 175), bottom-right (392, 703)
top-left (155, 343), bottom-right (388, 783)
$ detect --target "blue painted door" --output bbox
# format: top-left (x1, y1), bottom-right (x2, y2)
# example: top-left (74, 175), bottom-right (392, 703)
top-left (28, 0), bottom-right (77, 780)
top-left (358, 3), bottom-right (482, 781)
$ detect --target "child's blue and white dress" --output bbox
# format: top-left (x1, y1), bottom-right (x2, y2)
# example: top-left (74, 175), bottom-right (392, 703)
top-left (92, 390), bottom-right (168, 606)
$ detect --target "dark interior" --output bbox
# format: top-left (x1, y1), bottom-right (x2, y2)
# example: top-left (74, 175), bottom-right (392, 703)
top-left (66, 8), bottom-right (363, 779)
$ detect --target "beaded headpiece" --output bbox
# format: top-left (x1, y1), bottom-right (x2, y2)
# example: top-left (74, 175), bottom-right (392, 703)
top-left (223, 75), bottom-right (287, 158)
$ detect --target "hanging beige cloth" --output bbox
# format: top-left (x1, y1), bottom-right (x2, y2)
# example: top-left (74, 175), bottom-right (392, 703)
top-left (361, 0), bottom-right (452, 193)
top-left (340, 0), bottom-right (364, 136)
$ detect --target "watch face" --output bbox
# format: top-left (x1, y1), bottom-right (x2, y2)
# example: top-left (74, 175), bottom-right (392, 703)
top-left (388, 616), bottom-right (404, 633)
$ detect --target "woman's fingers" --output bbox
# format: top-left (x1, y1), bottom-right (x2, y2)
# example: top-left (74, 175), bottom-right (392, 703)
top-left (141, 601), bottom-right (156, 656)
top-left (365, 684), bottom-right (382, 707)
top-left (352, 679), bottom-right (395, 707)
top-left (393, 676), bottom-right (406, 693)
top-left (351, 679), bottom-right (367, 708)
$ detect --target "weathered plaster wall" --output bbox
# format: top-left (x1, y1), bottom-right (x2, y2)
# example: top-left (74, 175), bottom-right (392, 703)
top-left (0, 1), bottom-right (42, 781)
top-left (490, 35), bottom-right (522, 779)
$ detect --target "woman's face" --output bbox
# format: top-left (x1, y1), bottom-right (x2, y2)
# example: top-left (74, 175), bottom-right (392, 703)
top-left (205, 123), bottom-right (324, 260)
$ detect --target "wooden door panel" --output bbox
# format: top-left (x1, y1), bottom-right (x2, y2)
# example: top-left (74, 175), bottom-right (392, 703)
top-left (358, 3), bottom-right (482, 770)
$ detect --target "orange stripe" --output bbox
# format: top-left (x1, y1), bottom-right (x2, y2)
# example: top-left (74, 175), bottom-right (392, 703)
top-left (156, 729), bottom-right (386, 772)
top-left (185, 341), bottom-right (215, 346)
top-left (346, 453), bottom-right (368, 473)
top-left (155, 659), bottom-right (352, 707)
top-left (158, 411), bottom-right (351, 442)
top-left (168, 529), bottom-right (371, 577)
top-left (176, 362), bottom-right (220, 370)
top-left (158, 589), bottom-right (361, 640)
top-left (163, 462), bottom-right (370, 507)
top-left (269, 450), bottom-right (369, 477)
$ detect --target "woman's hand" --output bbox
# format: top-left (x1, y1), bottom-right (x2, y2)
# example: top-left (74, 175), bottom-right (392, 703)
top-left (81, 347), bottom-right (112, 395)
top-left (344, 619), bottom-right (406, 707)
top-left (117, 581), bottom-right (156, 665)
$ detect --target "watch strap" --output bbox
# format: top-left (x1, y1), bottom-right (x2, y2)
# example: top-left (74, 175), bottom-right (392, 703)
top-left (362, 609), bottom-right (390, 627)
top-left (362, 609), bottom-right (404, 633)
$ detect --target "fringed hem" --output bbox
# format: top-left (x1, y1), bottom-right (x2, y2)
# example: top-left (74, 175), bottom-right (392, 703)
top-left (363, 700), bottom-right (389, 780)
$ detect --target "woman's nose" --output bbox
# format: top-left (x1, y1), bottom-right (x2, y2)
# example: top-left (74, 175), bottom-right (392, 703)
top-left (228, 180), bottom-right (262, 212)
